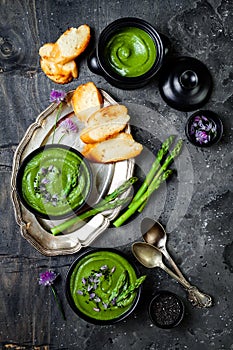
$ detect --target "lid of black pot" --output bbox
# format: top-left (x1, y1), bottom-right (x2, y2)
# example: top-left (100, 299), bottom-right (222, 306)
top-left (159, 56), bottom-right (212, 111)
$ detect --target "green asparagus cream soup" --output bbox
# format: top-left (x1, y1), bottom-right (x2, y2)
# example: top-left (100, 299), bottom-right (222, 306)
top-left (21, 147), bottom-right (91, 217)
top-left (69, 251), bottom-right (144, 321)
top-left (104, 27), bottom-right (157, 77)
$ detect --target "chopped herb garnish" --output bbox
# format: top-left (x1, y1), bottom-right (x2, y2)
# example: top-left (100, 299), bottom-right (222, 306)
top-left (76, 264), bottom-right (146, 313)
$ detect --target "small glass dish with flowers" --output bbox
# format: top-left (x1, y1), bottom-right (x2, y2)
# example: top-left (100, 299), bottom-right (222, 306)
top-left (185, 110), bottom-right (223, 147)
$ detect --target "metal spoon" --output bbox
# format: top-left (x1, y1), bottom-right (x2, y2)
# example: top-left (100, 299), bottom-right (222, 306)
top-left (132, 241), bottom-right (213, 308)
top-left (141, 218), bottom-right (186, 279)
top-left (141, 218), bottom-right (213, 307)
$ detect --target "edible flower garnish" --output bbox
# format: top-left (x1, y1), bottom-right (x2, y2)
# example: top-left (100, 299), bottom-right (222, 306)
top-left (76, 264), bottom-right (146, 312)
top-left (57, 118), bottom-right (78, 144)
top-left (50, 89), bottom-right (67, 144)
top-left (39, 270), bottom-right (66, 320)
top-left (60, 119), bottom-right (78, 134)
top-left (189, 115), bottom-right (217, 145)
top-left (50, 89), bottom-right (66, 103)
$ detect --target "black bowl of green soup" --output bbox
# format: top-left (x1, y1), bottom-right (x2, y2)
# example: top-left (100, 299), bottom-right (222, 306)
top-left (16, 144), bottom-right (93, 220)
top-left (88, 17), bottom-right (169, 89)
top-left (66, 248), bottom-right (145, 325)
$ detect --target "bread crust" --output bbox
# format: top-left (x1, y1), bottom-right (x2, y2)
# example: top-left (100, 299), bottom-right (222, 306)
top-left (50, 25), bottom-right (91, 64)
top-left (82, 133), bottom-right (143, 163)
top-left (71, 82), bottom-right (103, 123)
top-left (80, 105), bottom-right (130, 143)
top-left (39, 25), bottom-right (90, 84)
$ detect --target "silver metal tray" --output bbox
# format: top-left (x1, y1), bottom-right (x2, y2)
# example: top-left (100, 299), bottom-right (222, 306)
top-left (11, 89), bottom-right (134, 256)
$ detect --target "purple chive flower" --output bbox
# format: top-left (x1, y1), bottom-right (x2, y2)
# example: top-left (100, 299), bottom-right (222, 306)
top-left (195, 130), bottom-right (209, 144)
top-left (41, 177), bottom-right (50, 185)
top-left (87, 285), bottom-right (93, 292)
top-left (111, 298), bottom-right (116, 305)
top-left (41, 167), bottom-right (47, 175)
top-left (89, 293), bottom-right (96, 299)
top-left (60, 119), bottom-right (78, 134)
top-left (48, 165), bottom-right (54, 172)
top-left (102, 302), bottom-right (108, 309)
top-left (38, 270), bottom-right (66, 320)
top-left (110, 266), bottom-right (116, 273)
top-left (77, 290), bottom-right (83, 295)
top-left (39, 184), bottom-right (46, 192)
top-left (82, 278), bottom-right (87, 285)
top-left (93, 307), bottom-right (100, 312)
top-left (100, 265), bottom-right (108, 271)
top-left (39, 270), bottom-right (57, 286)
top-left (95, 272), bottom-right (102, 277)
top-left (190, 114), bottom-right (217, 145)
top-left (50, 89), bottom-right (66, 103)
top-left (94, 296), bottom-right (101, 303)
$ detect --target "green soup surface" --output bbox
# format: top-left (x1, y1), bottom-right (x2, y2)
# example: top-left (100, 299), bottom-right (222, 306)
top-left (69, 251), bottom-right (139, 321)
top-left (21, 147), bottom-right (91, 216)
top-left (104, 27), bottom-right (157, 77)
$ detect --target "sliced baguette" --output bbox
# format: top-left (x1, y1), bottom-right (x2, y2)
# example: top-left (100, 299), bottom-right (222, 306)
top-left (40, 58), bottom-right (78, 84)
top-left (82, 133), bottom-right (143, 163)
top-left (50, 25), bottom-right (91, 64)
top-left (39, 42), bottom-right (55, 60)
top-left (80, 105), bottom-right (130, 143)
top-left (71, 82), bottom-right (103, 123)
top-left (44, 72), bottom-right (73, 84)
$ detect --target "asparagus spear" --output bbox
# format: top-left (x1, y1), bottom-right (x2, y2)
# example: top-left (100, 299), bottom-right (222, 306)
top-left (113, 170), bottom-right (172, 227)
top-left (138, 138), bottom-right (183, 212)
top-left (51, 177), bottom-right (138, 235)
top-left (113, 140), bottom-right (183, 227)
top-left (108, 270), bottom-right (128, 302)
top-left (116, 275), bottom-right (146, 304)
top-left (51, 197), bottom-right (130, 235)
top-left (129, 135), bottom-right (175, 207)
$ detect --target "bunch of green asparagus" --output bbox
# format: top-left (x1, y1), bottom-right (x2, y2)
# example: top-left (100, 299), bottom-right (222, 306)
top-left (51, 135), bottom-right (183, 235)
top-left (113, 136), bottom-right (183, 227)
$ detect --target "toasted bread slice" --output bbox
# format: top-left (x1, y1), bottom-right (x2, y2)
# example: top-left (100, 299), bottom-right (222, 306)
top-left (80, 105), bottom-right (130, 143)
top-left (87, 105), bottom-right (128, 126)
top-left (50, 25), bottom-right (91, 64)
top-left (42, 72), bottom-right (73, 84)
top-left (71, 82), bottom-right (103, 123)
top-left (39, 43), bottom-right (55, 60)
top-left (40, 58), bottom-right (78, 79)
top-left (39, 41), bottom-right (78, 84)
top-left (83, 133), bottom-right (143, 163)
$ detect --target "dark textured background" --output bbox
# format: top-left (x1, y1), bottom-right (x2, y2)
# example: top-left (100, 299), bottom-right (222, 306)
top-left (0, 0), bottom-right (232, 349)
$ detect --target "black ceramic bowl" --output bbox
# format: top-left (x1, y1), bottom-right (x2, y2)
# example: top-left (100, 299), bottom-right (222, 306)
top-left (88, 17), bottom-right (169, 89)
top-left (16, 144), bottom-right (93, 220)
top-left (65, 248), bottom-right (142, 325)
top-left (185, 110), bottom-right (223, 147)
top-left (148, 291), bottom-right (185, 329)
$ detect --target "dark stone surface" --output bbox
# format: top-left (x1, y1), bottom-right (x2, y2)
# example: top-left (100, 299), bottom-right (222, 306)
top-left (0, 0), bottom-right (232, 349)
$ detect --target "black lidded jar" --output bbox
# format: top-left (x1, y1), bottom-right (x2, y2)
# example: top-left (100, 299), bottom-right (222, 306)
top-left (88, 17), bottom-right (169, 89)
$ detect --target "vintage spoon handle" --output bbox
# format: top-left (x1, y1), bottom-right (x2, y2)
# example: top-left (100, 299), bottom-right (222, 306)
top-left (159, 261), bottom-right (191, 289)
top-left (186, 286), bottom-right (213, 308)
top-left (159, 262), bottom-right (213, 308)
top-left (160, 247), bottom-right (187, 280)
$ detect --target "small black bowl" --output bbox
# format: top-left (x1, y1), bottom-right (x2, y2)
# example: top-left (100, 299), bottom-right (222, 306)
top-left (185, 110), bottom-right (223, 147)
top-left (88, 17), bottom-right (169, 89)
top-left (65, 248), bottom-right (142, 325)
top-left (148, 290), bottom-right (185, 329)
top-left (16, 144), bottom-right (93, 220)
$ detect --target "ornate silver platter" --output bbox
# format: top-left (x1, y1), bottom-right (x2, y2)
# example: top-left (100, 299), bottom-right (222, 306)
top-left (11, 89), bottom-right (134, 256)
